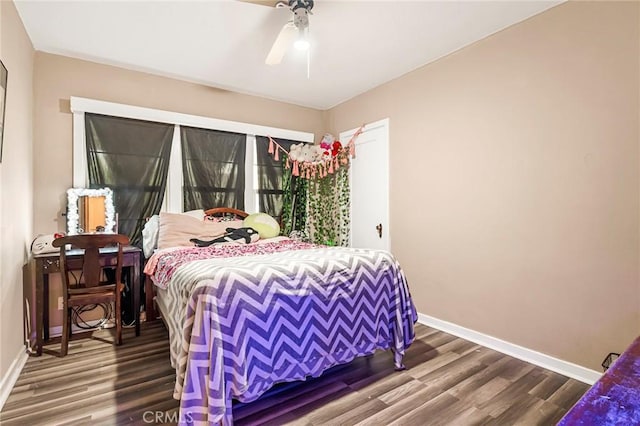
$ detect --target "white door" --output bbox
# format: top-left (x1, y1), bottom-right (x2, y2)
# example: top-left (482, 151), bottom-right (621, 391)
top-left (340, 118), bottom-right (389, 250)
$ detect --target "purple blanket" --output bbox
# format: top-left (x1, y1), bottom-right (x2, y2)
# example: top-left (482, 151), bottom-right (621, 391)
top-left (163, 246), bottom-right (416, 425)
top-left (558, 336), bottom-right (640, 425)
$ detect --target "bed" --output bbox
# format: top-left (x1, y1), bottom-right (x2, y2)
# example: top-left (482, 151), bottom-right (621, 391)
top-left (144, 207), bottom-right (417, 425)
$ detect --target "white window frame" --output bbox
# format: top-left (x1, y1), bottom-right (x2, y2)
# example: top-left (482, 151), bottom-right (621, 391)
top-left (71, 97), bottom-right (314, 213)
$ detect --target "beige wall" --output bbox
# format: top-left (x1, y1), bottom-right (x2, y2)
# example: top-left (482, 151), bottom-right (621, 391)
top-left (0, 1), bottom-right (34, 382)
top-left (327, 1), bottom-right (639, 371)
top-left (33, 52), bottom-right (325, 327)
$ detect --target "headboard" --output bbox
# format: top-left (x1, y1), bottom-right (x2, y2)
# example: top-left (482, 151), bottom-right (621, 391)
top-left (204, 207), bottom-right (249, 220)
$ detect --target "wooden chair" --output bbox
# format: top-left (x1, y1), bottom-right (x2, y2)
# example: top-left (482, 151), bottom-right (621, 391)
top-left (52, 234), bottom-right (130, 356)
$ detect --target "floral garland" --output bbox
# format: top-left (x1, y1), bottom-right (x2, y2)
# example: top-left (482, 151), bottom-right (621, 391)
top-left (266, 125), bottom-right (364, 180)
top-left (267, 126), bottom-right (364, 246)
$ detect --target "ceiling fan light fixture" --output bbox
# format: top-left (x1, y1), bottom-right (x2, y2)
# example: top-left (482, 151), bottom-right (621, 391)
top-left (294, 28), bottom-right (310, 51)
top-left (263, 0), bottom-right (314, 65)
top-left (294, 38), bottom-right (310, 51)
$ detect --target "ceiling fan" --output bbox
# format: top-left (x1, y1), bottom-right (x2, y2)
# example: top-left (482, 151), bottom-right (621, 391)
top-left (240, 0), bottom-right (315, 65)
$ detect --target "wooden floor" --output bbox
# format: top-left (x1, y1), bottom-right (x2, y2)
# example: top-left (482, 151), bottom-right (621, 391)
top-left (0, 321), bottom-right (589, 425)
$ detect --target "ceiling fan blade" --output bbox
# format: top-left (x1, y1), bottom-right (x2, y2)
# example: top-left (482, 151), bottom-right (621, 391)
top-left (265, 22), bottom-right (296, 65)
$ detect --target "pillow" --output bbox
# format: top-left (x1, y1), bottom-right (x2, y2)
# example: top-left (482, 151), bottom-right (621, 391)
top-left (243, 213), bottom-right (280, 239)
top-left (182, 209), bottom-right (205, 220)
top-left (142, 215), bottom-right (160, 258)
top-left (141, 210), bottom-right (206, 257)
top-left (158, 212), bottom-right (243, 250)
top-left (142, 210), bottom-right (205, 257)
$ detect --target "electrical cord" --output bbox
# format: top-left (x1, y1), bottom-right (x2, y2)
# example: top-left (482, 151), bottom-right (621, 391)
top-left (72, 303), bottom-right (112, 329)
top-left (68, 269), bottom-right (137, 329)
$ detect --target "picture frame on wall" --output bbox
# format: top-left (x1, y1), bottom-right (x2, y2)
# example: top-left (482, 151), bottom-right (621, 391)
top-left (0, 60), bottom-right (7, 163)
top-left (0, 61), bottom-right (8, 163)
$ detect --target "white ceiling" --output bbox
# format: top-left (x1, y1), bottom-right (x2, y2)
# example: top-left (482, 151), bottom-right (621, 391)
top-left (15, 0), bottom-right (560, 110)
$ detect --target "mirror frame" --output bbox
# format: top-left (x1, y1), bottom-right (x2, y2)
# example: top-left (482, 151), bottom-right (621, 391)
top-left (67, 187), bottom-right (116, 235)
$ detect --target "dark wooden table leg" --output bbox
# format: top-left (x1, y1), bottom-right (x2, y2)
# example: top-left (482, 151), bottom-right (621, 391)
top-left (35, 261), bottom-right (45, 356)
top-left (43, 274), bottom-right (49, 343)
top-left (133, 254), bottom-right (141, 337)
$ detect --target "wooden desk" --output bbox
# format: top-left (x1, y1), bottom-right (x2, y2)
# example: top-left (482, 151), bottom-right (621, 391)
top-left (26, 245), bottom-right (142, 356)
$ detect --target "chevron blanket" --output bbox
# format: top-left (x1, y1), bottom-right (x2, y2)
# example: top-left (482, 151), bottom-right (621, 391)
top-left (154, 244), bottom-right (416, 425)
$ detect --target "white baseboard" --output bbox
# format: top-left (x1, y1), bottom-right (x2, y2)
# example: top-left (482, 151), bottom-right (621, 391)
top-left (417, 312), bottom-right (601, 385)
top-left (0, 347), bottom-right (28, 412)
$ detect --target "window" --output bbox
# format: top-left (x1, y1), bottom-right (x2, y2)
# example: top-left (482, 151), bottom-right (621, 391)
top-left (181, 127), bottom-right (246, 211)
top-left (71, 97), bottom-right (314, 244)
top-left (85, 113), bottom-right (174, 245)
top-left (255, 136), bottom-right (297, 223)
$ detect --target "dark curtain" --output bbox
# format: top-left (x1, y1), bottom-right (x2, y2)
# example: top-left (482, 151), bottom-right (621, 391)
top-left (85, 113), bottom-right (174, 247)
top-left (255, 136), bottom-right (299, 223)
top-left (181, 127), bottom-right (246, 211)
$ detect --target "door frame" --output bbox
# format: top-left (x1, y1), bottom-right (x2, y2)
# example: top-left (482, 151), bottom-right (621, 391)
top-left (340, 118), bottom-right (390, 250)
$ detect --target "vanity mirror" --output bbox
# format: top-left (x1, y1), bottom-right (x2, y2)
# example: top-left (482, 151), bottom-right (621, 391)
top-left (67, 188), bottom-right (116, 234)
